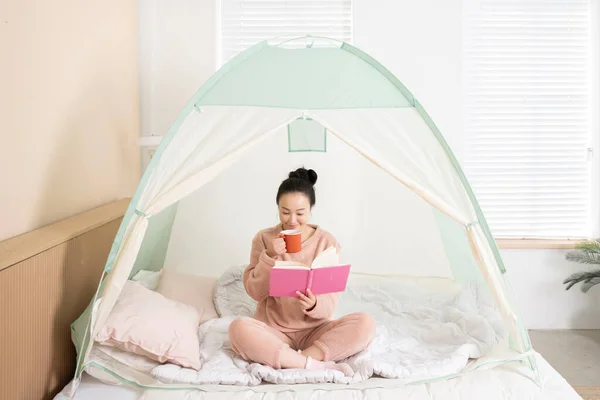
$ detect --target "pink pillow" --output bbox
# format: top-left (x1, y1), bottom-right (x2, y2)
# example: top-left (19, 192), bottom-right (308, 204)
top-left (156, 269), bottom-right (219, 324)
top-left (95, 281), bottom-right (201, 370)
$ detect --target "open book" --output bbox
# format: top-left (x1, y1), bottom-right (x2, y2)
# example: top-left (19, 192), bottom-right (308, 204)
top-left (269, 246), bottom-right (351, 297)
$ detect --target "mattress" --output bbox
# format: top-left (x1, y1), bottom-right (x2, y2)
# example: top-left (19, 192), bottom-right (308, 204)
top-left (55, 352), bottom-right (582, 399)
top-left (55, 272), bottom-right (582, 399)
top-left (55, 374), bottom-right (141, 400)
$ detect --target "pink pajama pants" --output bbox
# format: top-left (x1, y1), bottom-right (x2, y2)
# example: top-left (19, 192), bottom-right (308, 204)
top-left (228, 312), bottom-right (376, 369)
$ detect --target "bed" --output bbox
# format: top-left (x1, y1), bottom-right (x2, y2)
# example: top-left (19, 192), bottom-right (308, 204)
top-left (54, 268), bottom-right (583, 399)
top-left (3, 199), bottom-right (580, 400)
top-left (56, 352), bottom-right (581, 399)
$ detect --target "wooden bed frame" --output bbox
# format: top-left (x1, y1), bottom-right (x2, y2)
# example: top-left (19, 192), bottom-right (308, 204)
top-left (0, 199), bottom-right (129, 400)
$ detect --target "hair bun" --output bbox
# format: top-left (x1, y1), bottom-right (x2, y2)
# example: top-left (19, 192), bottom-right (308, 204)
top-left (289, 167), bottom-right (318, 186)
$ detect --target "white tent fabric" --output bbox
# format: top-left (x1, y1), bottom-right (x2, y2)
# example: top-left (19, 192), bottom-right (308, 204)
top-left (88, 106), bottom-right (301, 352)
top-left (85, 105), bottom-right (524, 367)
top-left (467, 224), bottom-right (520, 347)
top-left (308, 108), bottom-right (477, 223)
top-left (139, 106), bottom-right (301, 216)
top-left (144, 106), bottom-right (476, 223)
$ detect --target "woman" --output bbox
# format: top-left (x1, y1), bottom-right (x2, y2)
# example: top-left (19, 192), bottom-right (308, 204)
top-left (228, 167), bottom-right (376, 376)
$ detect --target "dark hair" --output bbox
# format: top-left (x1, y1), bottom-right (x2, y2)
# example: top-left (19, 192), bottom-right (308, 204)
top-left (276, 167), bottom-right (318, 207)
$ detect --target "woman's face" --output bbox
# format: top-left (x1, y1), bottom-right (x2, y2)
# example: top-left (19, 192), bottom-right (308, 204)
top-left (278, 192), bottom-right (311, 232)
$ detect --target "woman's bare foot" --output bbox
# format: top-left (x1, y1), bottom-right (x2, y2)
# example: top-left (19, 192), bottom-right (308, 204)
top-left (307, 358), bottom-right (354, 377)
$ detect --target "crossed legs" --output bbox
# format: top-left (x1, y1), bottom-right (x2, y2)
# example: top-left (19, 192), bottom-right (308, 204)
top-left (228, 313), bottom-right (376, 375)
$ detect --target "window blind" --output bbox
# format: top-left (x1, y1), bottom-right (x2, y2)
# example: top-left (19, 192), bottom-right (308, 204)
top-left (219, 0), bottom-right (352, 65)
top-left (463, 0), bottom-right (593, 238)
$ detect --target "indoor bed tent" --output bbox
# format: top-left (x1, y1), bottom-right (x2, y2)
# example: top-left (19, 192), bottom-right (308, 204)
top-left (68, 36), bottom-right (537, 393)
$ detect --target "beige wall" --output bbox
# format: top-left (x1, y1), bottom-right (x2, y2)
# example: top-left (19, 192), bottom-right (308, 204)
top-left (0, 0), bottom-right (140, 241)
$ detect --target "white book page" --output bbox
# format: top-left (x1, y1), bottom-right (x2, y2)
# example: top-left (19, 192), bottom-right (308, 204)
top-left (311, 246), bottom-right (339, 269)
top-left (272, 260), bottom-right (309, 269)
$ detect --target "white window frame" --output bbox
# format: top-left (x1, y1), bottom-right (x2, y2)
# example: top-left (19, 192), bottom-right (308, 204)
top-left (216, 0), bottom-right (353, 69)
top-left (591, 0), bottom-right (600, 239)
top-left (463, 0), bottom-right (599, 240)
top-left (216, 0), bottom-right (223, 71)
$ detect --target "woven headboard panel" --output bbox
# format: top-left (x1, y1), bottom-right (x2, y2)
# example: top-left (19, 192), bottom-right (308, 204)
top-left (0, 199), bottom-right (129, 400)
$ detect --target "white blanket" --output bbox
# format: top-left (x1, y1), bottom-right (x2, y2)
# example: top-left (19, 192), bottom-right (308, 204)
top-left (152, 277), bottom-right (506, 385)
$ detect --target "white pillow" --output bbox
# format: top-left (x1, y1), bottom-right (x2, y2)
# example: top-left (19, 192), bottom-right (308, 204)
top-left (214, 265), bottom-right (257, 317)
top-left (95, 281), bottom-right (202, 370)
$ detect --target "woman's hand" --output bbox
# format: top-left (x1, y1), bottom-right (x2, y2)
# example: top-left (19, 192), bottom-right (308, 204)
top-left (266, 235), bottom-right (286, 258)
top-left (297, 288), bottom-right (317, 311)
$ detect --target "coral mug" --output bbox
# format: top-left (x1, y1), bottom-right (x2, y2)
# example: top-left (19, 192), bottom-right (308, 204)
top-left (280, 230), bottom-right (302, 253)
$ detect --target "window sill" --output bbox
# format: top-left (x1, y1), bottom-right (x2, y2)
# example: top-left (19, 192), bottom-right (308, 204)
top-left (495, 238), bottom-right (585, 250)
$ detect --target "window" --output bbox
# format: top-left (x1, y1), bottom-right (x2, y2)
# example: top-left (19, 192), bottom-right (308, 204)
top-left (463, 0), bottom-right (595, 239)
top-left (218, 0), bottom-right (353, 66)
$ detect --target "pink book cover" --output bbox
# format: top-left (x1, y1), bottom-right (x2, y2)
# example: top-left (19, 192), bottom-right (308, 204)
top-left (268, 247), bottom-right (350, 297)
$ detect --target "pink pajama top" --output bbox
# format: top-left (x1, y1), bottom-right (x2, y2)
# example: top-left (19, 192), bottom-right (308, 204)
top-left (243, 224), bottom-right (341, 333)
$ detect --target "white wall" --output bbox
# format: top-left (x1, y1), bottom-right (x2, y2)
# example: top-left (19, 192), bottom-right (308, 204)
top-left (138, 0), bottom-right (600, 329)
top-left (504, 249), bottom-right (600, 329)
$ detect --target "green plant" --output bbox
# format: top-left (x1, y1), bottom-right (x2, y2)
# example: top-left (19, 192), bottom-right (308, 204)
top-left (563, 239), bottom-right (600, 293)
